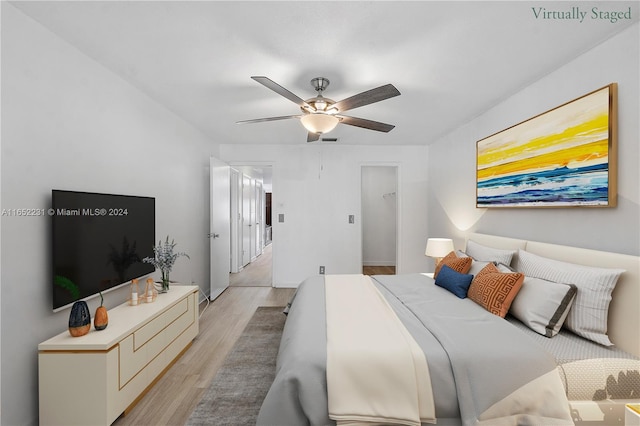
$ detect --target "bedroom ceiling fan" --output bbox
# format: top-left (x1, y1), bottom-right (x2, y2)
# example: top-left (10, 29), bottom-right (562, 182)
top-left (237, 76), bottom-right (401, 142)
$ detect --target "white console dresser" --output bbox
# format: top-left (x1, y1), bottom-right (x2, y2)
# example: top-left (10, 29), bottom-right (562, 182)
top-left (38, 285), bottom-right (199, 426)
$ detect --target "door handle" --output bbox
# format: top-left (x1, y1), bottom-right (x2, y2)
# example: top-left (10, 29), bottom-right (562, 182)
top-left (208, 233), bottom-right (220, 239)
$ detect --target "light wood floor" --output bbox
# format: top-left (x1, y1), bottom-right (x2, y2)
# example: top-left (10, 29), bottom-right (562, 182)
top-left (363, 265), bottom-right (396, 275)
top-left (113, 285), bottom-right (295, 426)
top-left (229, 243), bottom-right (272, 287)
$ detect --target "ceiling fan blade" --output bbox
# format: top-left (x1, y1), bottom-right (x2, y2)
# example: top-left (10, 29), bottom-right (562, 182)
top-left (251, 76), bottom-right (313, 110)
top-left (236, 115), bottom-right (300, 124)
top-left (307, 132), bottom-right (320, 143)
top-left (332, 84), bottom-right (400, 113)
top-left (337, 115), bottom-right (395, 133)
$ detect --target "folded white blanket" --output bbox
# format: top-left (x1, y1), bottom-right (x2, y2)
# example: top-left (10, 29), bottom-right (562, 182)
top-left (325, 274), bottom-right (436, 426)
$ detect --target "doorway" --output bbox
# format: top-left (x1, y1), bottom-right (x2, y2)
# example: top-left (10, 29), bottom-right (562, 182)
top-left (229, 165), bottom-right (273, 287)
top-left (361, 166), bottom-right (398, 275)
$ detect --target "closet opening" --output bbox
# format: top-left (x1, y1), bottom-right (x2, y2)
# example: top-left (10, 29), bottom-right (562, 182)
top-left (361, 165), bottom-right (398, 276)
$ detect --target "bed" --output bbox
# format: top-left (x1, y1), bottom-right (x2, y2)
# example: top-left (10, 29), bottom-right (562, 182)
top-left (257, 233), bottom-right (640, 425)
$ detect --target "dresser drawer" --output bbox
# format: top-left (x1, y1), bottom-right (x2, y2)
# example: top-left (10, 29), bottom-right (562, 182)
top-left (134, 298), bottom-right (188, 350)
top-left (119, 296), bottom-right (193, 386)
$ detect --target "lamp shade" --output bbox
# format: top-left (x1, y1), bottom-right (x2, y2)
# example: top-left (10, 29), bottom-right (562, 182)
top-left (300, 113), bottom-right (339, 134)
top-left (425, 238), bottom-right (454, 258)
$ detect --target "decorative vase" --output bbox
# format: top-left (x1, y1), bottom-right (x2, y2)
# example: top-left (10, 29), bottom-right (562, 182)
top-left (94, 305), bottom-right (108, 330)
top-left (68, 301), bottom-right (91, 337)
top-left (160, 273), bottom-right (170, 293)
top-left (144, 278), bottom-right (158, 303)
top-left (94, 291), bottom-right (108, 330)
top-left (129, 279), bottom-right (140, 306)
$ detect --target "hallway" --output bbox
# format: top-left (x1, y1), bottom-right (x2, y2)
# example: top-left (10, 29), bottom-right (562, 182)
top-left (229, 243), bottom-right (272, 287)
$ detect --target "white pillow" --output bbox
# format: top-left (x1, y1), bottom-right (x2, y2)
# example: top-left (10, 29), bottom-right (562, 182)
top-left (468, 260), bottom-right (492, 276)
top-left (466, 240), bottom-right (516, 265)
top-left (509, 276), bottom-right (577, 337)
top-left (514, 249), bottom-right (624, 346)
top-left (457, 250), bottom-right (491, 276)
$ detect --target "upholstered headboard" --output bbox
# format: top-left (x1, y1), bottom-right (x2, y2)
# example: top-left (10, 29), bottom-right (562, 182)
top-left (467, 233), bottom-right (640, 357)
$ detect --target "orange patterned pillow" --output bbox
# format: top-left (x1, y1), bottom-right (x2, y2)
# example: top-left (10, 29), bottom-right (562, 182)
top-left (434, 251), bottom-right (472, 278)
top-left (468, 263), bottom-right (524, 318)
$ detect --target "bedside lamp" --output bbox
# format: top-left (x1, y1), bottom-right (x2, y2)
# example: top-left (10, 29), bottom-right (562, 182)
top-left (425, 238), bottom-right (454, 266)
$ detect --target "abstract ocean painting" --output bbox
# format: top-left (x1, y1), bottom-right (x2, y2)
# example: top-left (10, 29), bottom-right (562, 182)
top-left (477, 84), bottom-right (616, 208)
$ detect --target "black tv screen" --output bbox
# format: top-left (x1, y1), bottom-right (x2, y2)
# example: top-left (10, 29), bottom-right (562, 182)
top-left (52, 190), bottom-right (155, 311)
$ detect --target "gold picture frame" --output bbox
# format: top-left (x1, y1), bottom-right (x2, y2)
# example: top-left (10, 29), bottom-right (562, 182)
top-left (476, 83), bottom-right (617, 208)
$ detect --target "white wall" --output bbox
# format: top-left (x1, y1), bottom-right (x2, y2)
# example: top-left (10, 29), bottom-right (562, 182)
top-left (428, 23), bottom-right (640, 256)
top-left (1, 5), bottom-right (217, 424)
top-left (362, 166), bottom-right (397, 266)
top-left (220, 144), bottom-right (429, 286)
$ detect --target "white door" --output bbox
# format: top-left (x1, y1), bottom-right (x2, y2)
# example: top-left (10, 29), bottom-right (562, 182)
top-left (241, 174), bottom-right (252, 267)
top-left (229, 168), bottom-right (241, 273)
top-left (210, 157), bottom-right (231, 301)
top-left (255, 181), bottom-right (263, 257)
top-left (249, 178), bottom-right (257, 261)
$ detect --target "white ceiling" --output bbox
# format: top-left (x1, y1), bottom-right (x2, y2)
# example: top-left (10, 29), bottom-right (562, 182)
top-left (10, 1), bottom-right (638, 146)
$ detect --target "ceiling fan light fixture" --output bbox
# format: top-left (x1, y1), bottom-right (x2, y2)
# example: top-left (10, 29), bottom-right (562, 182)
top-left (314, 99), bottom-right (327, 111)
top-left (300, 113), bottom-right (339, 134)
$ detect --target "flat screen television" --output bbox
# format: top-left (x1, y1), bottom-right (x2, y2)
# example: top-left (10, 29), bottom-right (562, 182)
top-left (52, 190), bottom-right (155, 311)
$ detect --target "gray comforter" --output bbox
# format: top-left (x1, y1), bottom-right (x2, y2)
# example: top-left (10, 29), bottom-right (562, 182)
top-left (257, 274), bottom-right (572, 426)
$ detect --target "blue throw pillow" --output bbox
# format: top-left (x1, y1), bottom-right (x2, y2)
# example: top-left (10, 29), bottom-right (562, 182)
top-left (435, 265), bottom-right (474, 299)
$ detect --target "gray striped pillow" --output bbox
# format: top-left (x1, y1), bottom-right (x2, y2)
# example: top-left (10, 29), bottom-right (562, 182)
top-left (466, 240), bottom-right (516, 265)
top-left (514, 249), bottom-right (624, 346)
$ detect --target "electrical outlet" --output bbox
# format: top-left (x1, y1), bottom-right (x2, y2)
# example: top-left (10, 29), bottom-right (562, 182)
top-left (319, 266), bottom-right (325, 275)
